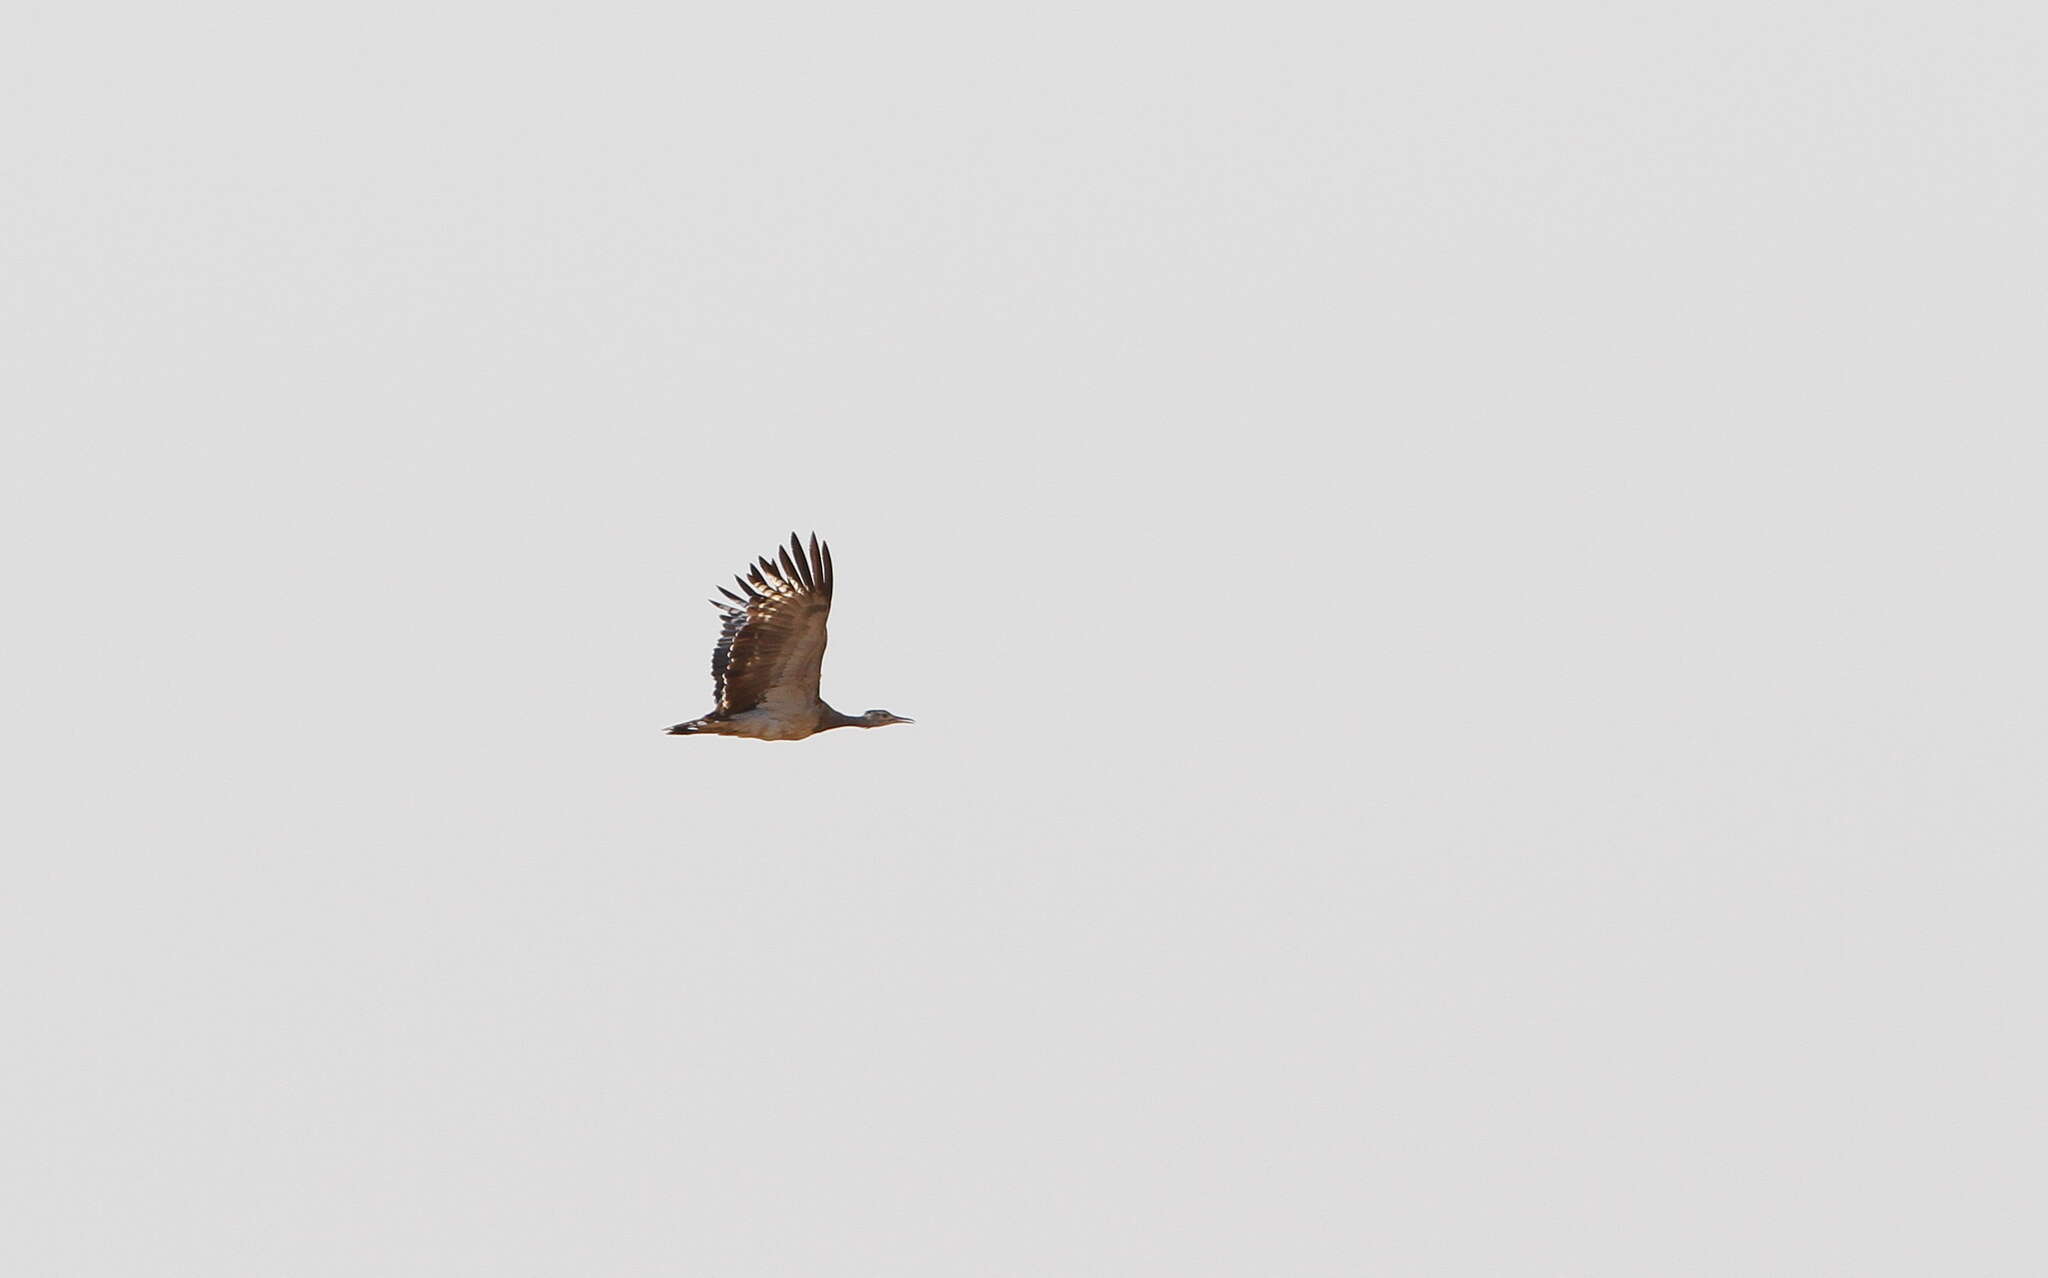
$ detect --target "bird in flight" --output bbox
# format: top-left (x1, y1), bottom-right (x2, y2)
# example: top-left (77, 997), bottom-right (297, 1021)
top-left (666, 533), bottom-right (914, 741)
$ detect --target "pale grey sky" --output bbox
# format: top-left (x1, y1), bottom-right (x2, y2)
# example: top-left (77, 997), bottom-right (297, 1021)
top-left (4, 2), bottom-right (2043, 1274)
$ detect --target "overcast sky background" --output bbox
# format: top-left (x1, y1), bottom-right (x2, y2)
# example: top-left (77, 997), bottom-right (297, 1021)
top-left (4, 3), bottom-right (2043, 1274)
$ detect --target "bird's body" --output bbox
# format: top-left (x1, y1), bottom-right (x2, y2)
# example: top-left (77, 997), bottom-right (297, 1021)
top-left (665, 533), bottom-right (912, 742)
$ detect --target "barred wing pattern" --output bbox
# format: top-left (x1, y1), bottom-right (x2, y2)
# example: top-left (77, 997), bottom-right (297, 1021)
top-left (708, 533), bottom-right (836, 716)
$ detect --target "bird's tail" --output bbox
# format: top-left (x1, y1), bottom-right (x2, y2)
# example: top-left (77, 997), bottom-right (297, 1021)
top-left (666, 718), bottom-right (734, 735)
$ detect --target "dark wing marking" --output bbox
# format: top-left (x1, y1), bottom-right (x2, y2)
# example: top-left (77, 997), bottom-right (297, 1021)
top-left (707, 533), bottom-right (835, 715)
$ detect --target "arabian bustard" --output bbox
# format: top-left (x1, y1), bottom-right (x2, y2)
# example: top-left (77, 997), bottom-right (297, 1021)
top-left (665, 533), bottom-right (913, 741)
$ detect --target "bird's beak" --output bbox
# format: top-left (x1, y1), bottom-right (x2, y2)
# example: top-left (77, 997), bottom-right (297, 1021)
top-left (893, 716), bottom-right (915, 725)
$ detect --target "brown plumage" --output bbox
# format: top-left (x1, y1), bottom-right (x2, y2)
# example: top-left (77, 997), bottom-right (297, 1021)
top-left (665, 533), bottom-right (913, 741)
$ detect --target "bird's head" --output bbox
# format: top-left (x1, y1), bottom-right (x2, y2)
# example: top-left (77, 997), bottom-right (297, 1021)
top-left (859, 709), bottom-right (914, 728)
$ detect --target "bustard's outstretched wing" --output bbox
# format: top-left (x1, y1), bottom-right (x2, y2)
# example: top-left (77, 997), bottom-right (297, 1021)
top-left (706, 533), bottom-right (835, 716)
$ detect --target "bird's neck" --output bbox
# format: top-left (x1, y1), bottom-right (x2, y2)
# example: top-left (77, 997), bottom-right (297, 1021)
top-left (817, 705), bottom-right (862, 730)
